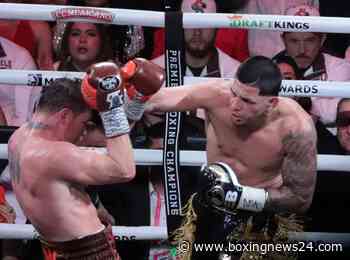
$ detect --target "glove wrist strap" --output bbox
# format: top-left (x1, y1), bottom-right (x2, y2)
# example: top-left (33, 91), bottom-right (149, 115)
top-left (124, 97), bottom-right (146, 121)
top-left (100, 107), bottom-right (130, 137)
top-left (237, 186), bottom-right (268, 212)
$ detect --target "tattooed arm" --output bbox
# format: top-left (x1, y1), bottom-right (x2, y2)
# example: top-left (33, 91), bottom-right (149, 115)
top-left (265, 118), bottom-right (317, 213)
top-left (7, 136), bottom-right (21, 185)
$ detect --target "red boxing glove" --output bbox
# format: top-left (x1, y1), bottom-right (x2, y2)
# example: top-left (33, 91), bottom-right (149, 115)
top-left (81, 62), bottom-right (124, 111)
top-left (121, 58), bottom-right (165, 121)
top-left (81, 62), bottom-right (130, 137)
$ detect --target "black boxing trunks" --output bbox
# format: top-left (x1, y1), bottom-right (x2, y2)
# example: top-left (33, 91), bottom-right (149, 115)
top-left (41, 225), bottom-right (121, 260)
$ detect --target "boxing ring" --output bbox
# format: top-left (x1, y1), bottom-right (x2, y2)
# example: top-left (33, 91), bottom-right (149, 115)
top-left (0, 2), bottom-right (350, 247)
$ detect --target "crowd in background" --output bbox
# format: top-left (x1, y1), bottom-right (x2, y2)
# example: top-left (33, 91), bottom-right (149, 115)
top-left (1, 0), bottom-right (350, 259)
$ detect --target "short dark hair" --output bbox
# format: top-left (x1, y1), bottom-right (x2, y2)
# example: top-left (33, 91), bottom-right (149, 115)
top-left (272, 54), bottom-right (301, 79)
top-left (36, 78), bottom-right (89, 114)
top-left (236, 56), bottom-right (282, 96)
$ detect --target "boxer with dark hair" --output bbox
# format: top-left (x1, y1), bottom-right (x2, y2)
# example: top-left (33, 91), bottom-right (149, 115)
top-left (236, 55), bottom-right (282, 96)
top-left (9, 59), bottom-right (163, 260)
top-left (148, 56), bottom-right (317, 259)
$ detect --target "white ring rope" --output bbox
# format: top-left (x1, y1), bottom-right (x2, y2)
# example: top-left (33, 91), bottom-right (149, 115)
top-left (0, 224), bottom-right (349, 246)
top-left (1, 3), bottom-right (350, 33)
top-left (185, 76), bottom-right (350, 98)
top-left (0, 144), bottom-right (348, 172)
top-left (0, 3), bottom-right (164, 27)
top-left (0, 70), bottom-right (84, 86)
top-left (0, 224), bottom-right (168, 240)
top-left (1, 70), bottom-right (350, 98)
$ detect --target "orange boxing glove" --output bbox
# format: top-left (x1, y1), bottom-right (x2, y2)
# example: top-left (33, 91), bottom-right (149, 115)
top-left (81, 62), bottom-right (130, 137)
top-left (121, 58), bottom-right (165, 121)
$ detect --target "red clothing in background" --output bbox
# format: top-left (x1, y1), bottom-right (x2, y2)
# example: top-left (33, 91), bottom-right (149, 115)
top-left (13, 21), bottom-right (36, 59)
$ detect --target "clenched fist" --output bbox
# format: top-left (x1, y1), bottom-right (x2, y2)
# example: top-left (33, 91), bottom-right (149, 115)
top-left (81, 62), bottom-right (130, 137)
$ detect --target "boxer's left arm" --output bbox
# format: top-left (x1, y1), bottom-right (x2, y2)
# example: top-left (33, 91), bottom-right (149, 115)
top-left (122, 58), bottom-right (165, 121)
top-left (146, 79), bottom-right (232, 113)
top-left (265, 117), bottom-right (317, 213)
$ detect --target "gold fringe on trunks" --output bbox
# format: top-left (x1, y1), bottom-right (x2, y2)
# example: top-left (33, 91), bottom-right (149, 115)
top-left (228, 214), bottom-right (304, 260)
top-left (172, 193), bottom-right (198, 260)
top-left (172, 192), bottom-right (305, 260)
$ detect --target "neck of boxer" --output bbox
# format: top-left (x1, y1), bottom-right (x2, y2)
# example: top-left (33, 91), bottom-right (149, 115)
top-left (25, 112), bottom-right (61, 141)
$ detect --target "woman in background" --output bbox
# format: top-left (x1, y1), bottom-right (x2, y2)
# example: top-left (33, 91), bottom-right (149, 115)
top-left (54, 22), bottom-right (113, 72)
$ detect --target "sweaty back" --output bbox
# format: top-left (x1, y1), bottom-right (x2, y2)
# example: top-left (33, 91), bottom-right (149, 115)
top-left (236, 56), bottom-right (282, 96)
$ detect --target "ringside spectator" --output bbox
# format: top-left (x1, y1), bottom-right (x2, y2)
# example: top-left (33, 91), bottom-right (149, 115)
top-left (149, 0), bottom-right (241, 127)
top-left (54, 22), bottom-right (113, 72)
top-left (238, 0), bottom-right (319, 57)
top-left (277, 4), bottom-right (350, 125)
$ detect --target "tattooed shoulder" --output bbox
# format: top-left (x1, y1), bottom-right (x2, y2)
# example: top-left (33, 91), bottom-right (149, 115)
top-left (8, 148), bottom-right (21, 184)
top-left (281, 124), bottom-right (317, 173)
top-left (26, 121), bottom-right (49, 129)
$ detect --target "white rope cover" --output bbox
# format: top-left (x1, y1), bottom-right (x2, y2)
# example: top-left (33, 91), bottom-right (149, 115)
top-left (1, 70), bottom-right (350, 98)
top-left (0, 70), bottom-right (84, 86)
top-left (0, 224), bottom-right (349, 246)
top-left (0, 145), bottom-right (206, 167)
top-left (1, 3), bottom-right (350, 33)
top-left (0, 224), bottom-right (167, 240)
top-left (0, 144), bottom-right (348, 172)
top-left (0, 3), bottom-right (164, 27)
top-left (184, 76), bottom-right (350, 98)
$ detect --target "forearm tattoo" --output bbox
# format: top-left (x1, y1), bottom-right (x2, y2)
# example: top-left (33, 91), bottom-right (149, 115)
top-left (266, 128), bottom-right (317, 213)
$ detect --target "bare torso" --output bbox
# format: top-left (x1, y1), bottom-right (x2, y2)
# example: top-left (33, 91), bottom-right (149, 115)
top-left (206, 97), bottom-right (305, 189)
top-left (9, 125), bottom-right (103, 241)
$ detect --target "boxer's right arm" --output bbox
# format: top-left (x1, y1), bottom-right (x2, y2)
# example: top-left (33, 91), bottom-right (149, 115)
top-left (50, 142), bottom-right (135, 185)
top-left (81, 62), bottom-right (130, 137)
top-left (50, 62), bottom-right (135, 185)
top-left (265, 117), bottom-right (317, 213)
